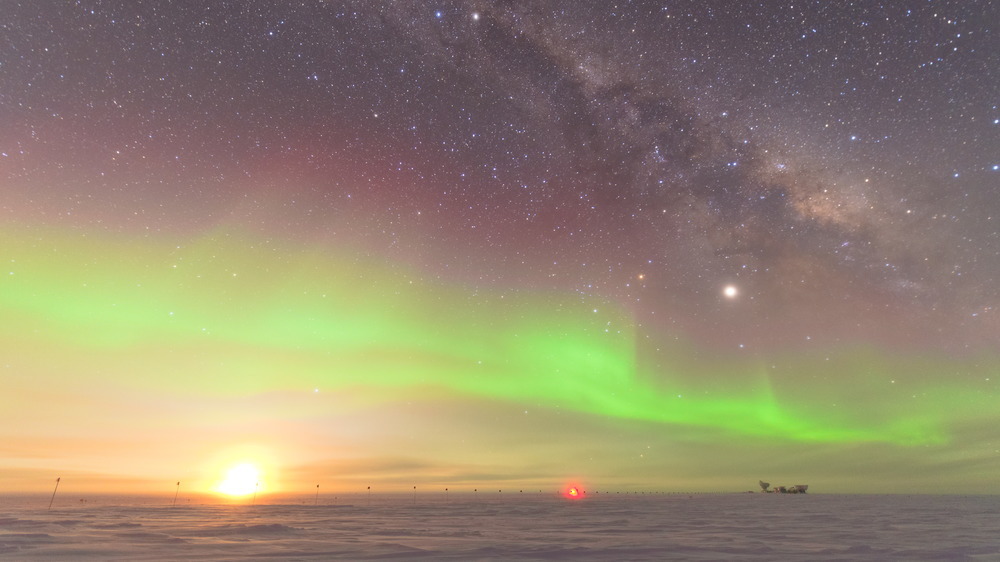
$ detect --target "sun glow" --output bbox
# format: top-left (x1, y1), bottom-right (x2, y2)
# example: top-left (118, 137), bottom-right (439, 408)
top-left (217, 463), bottom-right (261, 496)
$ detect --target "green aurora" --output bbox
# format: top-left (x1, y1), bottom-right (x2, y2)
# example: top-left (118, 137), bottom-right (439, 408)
top-left (5, 225), bottom-right (993, 458)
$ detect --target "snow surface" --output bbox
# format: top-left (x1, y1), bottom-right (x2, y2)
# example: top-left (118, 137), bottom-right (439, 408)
top-left (2, 493), bottom-right (998, 560)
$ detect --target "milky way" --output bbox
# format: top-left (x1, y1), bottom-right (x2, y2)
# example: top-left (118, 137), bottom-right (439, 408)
top-left (2, 1), bottom-right (998, 494)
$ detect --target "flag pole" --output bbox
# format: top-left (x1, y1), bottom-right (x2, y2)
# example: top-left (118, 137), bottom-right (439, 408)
top-left (48, 477), bottom-right (61, 510)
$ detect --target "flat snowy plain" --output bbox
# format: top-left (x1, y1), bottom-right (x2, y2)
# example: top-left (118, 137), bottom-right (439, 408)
top-left (2, 493), bottom-right (998, 560)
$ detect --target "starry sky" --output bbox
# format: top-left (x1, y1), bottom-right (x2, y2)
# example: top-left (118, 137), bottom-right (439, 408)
top-left (2, 1), bottom-right (998, 496)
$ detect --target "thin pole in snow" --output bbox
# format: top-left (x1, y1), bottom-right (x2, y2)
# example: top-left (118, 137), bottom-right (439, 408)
top-left (48, 477), bottom-right (61, 510)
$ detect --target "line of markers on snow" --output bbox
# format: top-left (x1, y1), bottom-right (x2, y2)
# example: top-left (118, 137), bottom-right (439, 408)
top-left (42, 476), bottom-right (794, 509)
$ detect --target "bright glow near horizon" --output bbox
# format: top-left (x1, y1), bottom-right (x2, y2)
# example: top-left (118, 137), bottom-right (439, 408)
top-left (217, 463), bottom-right (262, 497)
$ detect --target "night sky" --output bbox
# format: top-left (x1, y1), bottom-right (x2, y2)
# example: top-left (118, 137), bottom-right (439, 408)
top-left (3, 1), bottom-right (998, 495)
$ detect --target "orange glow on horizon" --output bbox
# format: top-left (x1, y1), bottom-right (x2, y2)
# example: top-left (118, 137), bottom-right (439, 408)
top-left (216, 463), bottom-right (262, 496)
